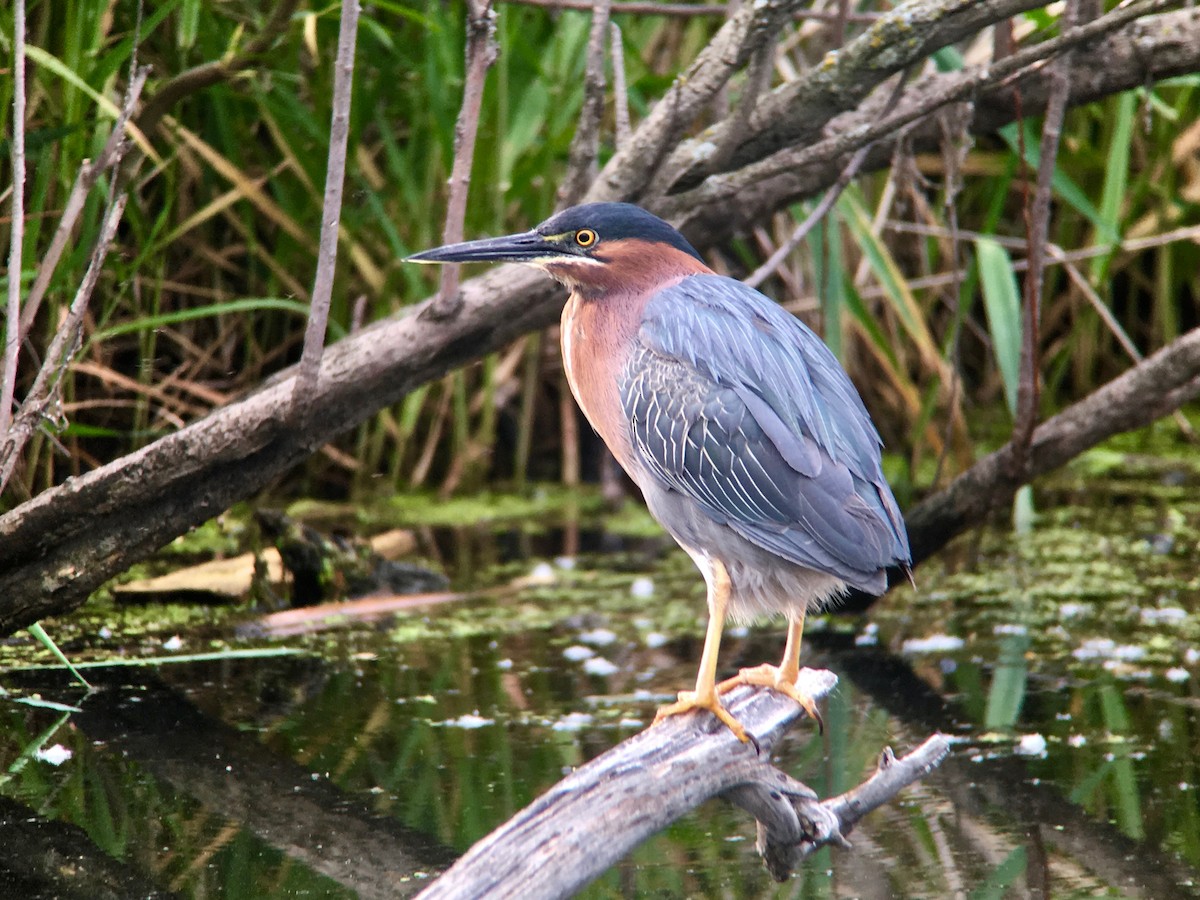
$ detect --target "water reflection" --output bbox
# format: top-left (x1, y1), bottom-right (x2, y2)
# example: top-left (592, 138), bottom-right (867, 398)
top-left (1, 474), bottom-right (1199, 897)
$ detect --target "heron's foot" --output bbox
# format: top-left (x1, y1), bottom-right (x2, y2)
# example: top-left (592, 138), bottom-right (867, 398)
top-left (653, 690), bottom-right (751, 744)
top-left (717, 664), bottom-right (825, 733)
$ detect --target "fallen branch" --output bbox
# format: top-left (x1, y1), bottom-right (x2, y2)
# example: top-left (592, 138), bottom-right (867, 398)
top-left (415, 670), bottom-right (950, 899)
top-left (728, 734), bottom-right (952, 881)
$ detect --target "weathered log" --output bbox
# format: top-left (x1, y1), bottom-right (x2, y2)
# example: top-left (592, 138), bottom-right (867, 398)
top-left (415, 670), bottom-right (951, 899)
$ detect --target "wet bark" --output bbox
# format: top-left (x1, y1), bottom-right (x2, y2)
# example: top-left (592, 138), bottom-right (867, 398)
top-left (415, 671), bottom-right (950, 899)
top-left (1, 7), bottom-right (1199, 635)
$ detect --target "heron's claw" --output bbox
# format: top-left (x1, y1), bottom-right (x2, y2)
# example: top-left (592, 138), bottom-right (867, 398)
top-left (654, 690), bottom-right (751, 744)
top-left (717, 664), bottom-right (825, 733)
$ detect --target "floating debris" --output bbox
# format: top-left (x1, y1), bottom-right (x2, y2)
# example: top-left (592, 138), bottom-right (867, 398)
top-left (528, 562), bottom-right (556, 584)
top-left (552, 712), bottom-right (594, 732)
top-left (855, 622), bottom-right (879, 646)
top-left (901, 635), bottom-right (965, 654)
top-left (563, 645), bottom-right (595, 662)
top-left (582, 657), bottom-right (619, 677)
top-left (34, 744), bottom-right (73, 766)
top-left (630, 577), bottom-right (655, 599)
top-left (993, 624), bottom-right (1028, 636)
top-left (1015, 733), bottom-right (1048, 757)
top-left (442, 714), bottom-right (494, 729)
top-left (1072, 638), bottom-right (1116, 660)
top-left (1139, 607), bottom-right (1188, 625)
top-left (579, 628), bottom-right (618, 647)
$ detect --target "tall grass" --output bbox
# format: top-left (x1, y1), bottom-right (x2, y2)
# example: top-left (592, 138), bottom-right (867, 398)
top-left (2, 2), bottom-right (1198, 508)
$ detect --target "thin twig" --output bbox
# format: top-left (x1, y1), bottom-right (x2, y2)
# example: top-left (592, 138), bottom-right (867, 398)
top-left (424, 0), bottom-right (499, 321)
top-left (1012, 0), bottom-right (1079, 469)
top-left (503, 0), bottom-right (879, 22)
top-left (609, 22), bottom-right (631, 148)
top-left (558, 0), bottom-right (613, 207)
top-left (746, 70), bottom-right (911, 288)
top-left (932, 104), bottom-right (972, 489)
top-left (2, 0), bottom-right (28, 441)
top-left (18, 71), bottom-right (149, 343)
top-left (290, 0), bottom-right (361, 421)
top-left (746, 145), bottom-right (868, 289)
top-left (0, 191), bottom-right (131, 493)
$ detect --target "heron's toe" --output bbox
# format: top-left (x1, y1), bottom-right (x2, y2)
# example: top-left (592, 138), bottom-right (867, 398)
top-left (717, 665), bottom-right (824, 733)
top-left (653, 691), bottom-right (751, 743)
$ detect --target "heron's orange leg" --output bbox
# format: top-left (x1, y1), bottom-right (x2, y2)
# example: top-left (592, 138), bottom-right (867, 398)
top-left (653, 559), bottom-right (750, 743)
top-left (717, 612), bottom-right (824, 731)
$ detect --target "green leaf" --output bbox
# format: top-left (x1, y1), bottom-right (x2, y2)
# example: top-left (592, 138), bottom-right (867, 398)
top-left (27, 622), bottom-right (91, 688)
top-left (976, 237), bottom-right (1022, 417)
top-left (1090, 91), bottom-right (1135, 283)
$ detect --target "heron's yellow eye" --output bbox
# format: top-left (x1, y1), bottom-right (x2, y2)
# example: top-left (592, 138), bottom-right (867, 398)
top-left (575, 229), bottom-right (598, 248)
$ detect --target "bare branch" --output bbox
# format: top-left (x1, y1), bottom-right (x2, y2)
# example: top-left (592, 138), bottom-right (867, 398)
top-left (558, 0), bottom-right (613, 207)
top-left (2, 0), bottom-right (28, 440)
top-left (745, 70), bottom-right (911, 289)
top-left (0, 191), bottom-right (132, 493)
top-left (666, 0), bottom-right (1186, 237)
top-left (609, 22), bottom-right (631, 147)
top-left (1012, 0), bottom-right (1080, 466)
top-left (503, 0), bottom-right (880, 22)
top-left (18, 71), bottom-right (149, 342)
top-left (904, 327), bottom-right (1200, 567)
top-left (587, 0), bottom-right (808, 202)
top-left (659, 0), bottom-right (1055, 194)
top-left (423, 0), bottom-right (499, 321)
top-left (291, 0), bottom-right (361, 421)
top-left (727, 734), bottom-right (952, 881)
top-left (0, 65), bottom-right (149, 495)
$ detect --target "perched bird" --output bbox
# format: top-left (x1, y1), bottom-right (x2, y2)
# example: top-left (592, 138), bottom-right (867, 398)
top-left (409, 203), bottom-right (910, 741)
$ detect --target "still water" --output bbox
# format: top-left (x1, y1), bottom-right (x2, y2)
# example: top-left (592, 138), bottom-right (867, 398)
top-left (1, 452), bottom-right (1198, 898)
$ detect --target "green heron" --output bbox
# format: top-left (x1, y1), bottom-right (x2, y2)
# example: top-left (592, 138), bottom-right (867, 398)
top-left (410, 203), bottom-right (910, 741)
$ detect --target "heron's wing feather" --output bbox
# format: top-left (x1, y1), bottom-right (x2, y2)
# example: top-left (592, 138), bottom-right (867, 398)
top-left (623, 276), bottom-right (909, 587)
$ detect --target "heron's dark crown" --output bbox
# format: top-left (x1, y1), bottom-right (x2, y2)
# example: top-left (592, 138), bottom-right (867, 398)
top-left (539, 203), bottom-right (703, 263)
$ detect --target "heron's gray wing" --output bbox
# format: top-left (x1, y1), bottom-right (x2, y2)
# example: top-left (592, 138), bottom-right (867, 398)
top-left (622, 276), bottom-right (909, 590)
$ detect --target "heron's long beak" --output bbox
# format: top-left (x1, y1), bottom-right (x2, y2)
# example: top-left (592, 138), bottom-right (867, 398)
top-left (406, 230), bottom-right (569, 265)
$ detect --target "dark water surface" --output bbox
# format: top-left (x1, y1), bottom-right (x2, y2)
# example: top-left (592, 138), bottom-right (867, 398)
top-left (2, 457), bottom-right (1199, 898)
